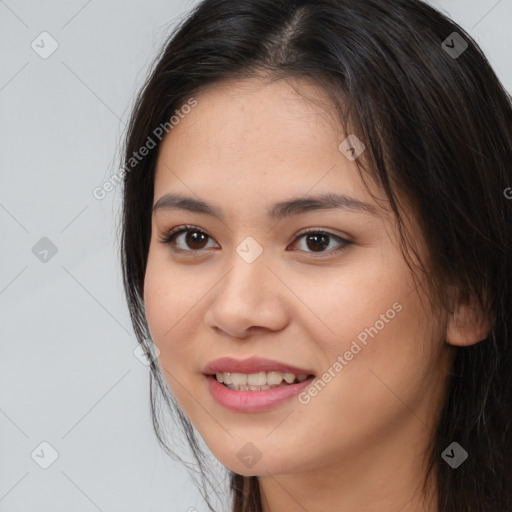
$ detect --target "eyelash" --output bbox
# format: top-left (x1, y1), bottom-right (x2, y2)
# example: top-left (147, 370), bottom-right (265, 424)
top-left (158, 224), bottom-right (352, 257)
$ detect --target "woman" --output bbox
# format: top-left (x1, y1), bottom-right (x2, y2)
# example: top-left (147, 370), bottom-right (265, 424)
top-left (119, 0), bottom-right (512, 510)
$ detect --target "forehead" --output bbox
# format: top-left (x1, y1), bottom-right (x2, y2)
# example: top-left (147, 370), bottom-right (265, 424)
top-left (153, 76), bottom-right (384, 215)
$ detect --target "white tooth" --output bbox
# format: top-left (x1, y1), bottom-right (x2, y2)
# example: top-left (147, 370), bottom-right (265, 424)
top-left (222, 371), bottom-right (305, 389)
top-left (232, 373), bottom-right (248, 386)
top-left (247, 372), bottom-right (266, 386)
top-left (266, 371), bottom-right (284, 385)
top-left (283, 373), bottom-right (295, 384)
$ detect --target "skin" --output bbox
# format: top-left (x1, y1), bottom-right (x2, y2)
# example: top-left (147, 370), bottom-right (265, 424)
top-left (143, 75), bottom-right (486, 511)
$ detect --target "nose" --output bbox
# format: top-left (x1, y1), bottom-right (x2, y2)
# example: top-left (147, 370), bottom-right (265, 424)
top-left (204, 248), bottom-right (290, 339)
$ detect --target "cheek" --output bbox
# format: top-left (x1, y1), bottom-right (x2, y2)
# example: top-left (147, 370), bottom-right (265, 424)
top-left (143, 252), bottom-right (182, 357)
top-left (310, 258), bottom-right (442, 409)
top-left (143, 251), bottom-right (204, 379)
top-left (143, 274), bottom-right (197, 410)
top-left (143, 255), bottom-right (168, 342)
top-left (319, 294), bottom-right (444, 425)
top-left (312, 260), bottom-right (412, 349)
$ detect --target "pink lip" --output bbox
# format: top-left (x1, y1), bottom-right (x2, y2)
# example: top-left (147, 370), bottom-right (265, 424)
top-left (203, 357), bottom-right (315, 413)
top-left (205, 375), bottom-right (314, 412)
top-left (203, 356), bottom-right (314, 376)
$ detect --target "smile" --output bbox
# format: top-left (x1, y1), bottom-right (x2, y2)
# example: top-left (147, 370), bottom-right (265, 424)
top-left (203, 357), bottom-right (316, 412)
top-left (214, 371), bottom-right (310, 390)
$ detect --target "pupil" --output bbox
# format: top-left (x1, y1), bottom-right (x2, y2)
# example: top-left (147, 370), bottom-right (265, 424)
top-left (186, 231), bottom-right (207, 250)
top-left (307, 234), bottom-right (329, 252)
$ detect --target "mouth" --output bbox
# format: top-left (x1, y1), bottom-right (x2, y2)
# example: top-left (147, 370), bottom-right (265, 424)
top-left (209, 371), bottom-right (313, 391)
top-left (203, 357), bottom-right (316, 412)
top-left (203, 356), bottom-right (316, 390)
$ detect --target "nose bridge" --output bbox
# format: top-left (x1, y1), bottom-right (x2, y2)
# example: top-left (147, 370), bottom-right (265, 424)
top-left (205, 238), bottom-right (289, 336)
top-left (220, 240), bottom-right (271, 309)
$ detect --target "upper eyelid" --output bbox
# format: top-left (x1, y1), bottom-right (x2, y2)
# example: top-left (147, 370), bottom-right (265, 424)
top-left (163, 225), bottom-right (351, 249)
top-left (165, 224), bottom-right (349, 239)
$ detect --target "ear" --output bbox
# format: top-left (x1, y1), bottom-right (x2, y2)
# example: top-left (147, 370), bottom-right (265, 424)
top-left (446, 295), bottom-right (491, 347)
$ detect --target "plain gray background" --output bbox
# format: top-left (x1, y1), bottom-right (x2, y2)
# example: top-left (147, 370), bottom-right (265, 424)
top-left (0, 0), bottom-right (511, 511)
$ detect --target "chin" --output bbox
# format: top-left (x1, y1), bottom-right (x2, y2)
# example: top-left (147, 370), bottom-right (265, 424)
top-left (211, 447), bottom-right (303, 478)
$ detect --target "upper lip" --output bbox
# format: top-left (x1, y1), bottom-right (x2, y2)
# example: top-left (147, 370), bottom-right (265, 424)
top-left (203, 357), bottom-right (315, 376)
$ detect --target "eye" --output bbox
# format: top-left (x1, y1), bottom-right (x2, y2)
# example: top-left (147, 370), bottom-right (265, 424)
top-left (289, 228), bottom-right (352, 256)
top-left (158, 225), bottom-right (352, 256)
top-left (158, 225), bottom-right (218, 252)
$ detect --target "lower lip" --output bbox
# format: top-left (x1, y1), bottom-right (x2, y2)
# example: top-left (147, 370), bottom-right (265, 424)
top-left (205, 375), bottom-right (314, 412)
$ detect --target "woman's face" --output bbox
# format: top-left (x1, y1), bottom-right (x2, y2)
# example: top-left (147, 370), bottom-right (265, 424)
top-left (143, 76), bottom-right (453, 479)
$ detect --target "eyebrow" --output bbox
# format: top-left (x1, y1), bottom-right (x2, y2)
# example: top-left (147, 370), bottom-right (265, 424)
top-left (152, 192), bottom-right (378, 220)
